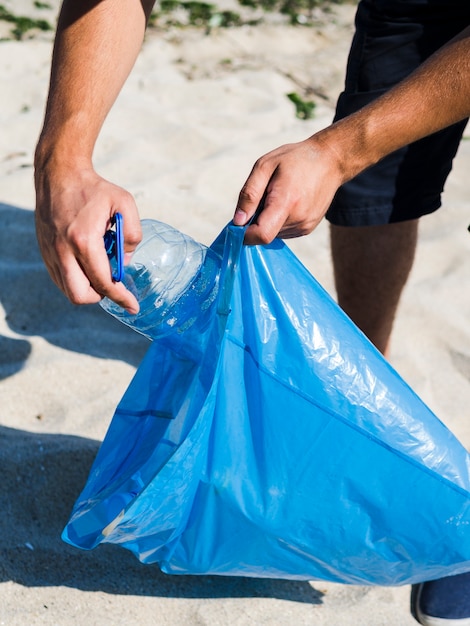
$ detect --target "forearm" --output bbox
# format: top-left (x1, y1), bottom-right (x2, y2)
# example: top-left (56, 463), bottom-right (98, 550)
top-left (34, 0), bottom-right (156, 309)
top-left (235, 27), bottom-right (469, 244)
top-left (35, 0), bottom-right (156, 169)
top-left (321, 26), bottom-right (470, 184)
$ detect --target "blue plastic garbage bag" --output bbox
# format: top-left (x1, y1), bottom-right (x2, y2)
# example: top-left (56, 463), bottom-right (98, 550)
top-left (63, 222), bottom-right (470, 585)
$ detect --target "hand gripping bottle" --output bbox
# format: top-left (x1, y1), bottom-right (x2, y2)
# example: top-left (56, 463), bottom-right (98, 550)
top-left (100, 214), bottom-right (222, 345)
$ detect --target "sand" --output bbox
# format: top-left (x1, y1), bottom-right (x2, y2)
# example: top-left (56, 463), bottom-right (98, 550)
top-left (0, 0), bottom-right (469, 624)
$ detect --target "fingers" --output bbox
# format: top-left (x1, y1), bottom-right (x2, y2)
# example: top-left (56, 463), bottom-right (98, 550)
top-left (243, 188), bottom-right (291, 245)
top-left (234, 159), bottom-right (273, 227)
top-left (66, 200), bottom-right (142, 313)
top-left (35, 169), bottom-right (143, 312)
top-left (63, 236), bottom-right (140, 313)
top-left (233, 144), bottom-right (309, 245)
top-left (237, 154), bottom-right (306, 245)
top-left (120, 204), bottom-right (142, 255)
top-left (233, 137), bottom-right (342, 245)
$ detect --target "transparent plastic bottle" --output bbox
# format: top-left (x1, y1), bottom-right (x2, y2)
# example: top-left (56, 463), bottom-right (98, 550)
top-left (100, 219), bottom-right (222, 343)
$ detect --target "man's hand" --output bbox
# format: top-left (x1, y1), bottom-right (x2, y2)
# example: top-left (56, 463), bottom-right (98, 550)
top-left (233, 137), bottom-right (344, 245)
top-left (234, 26), bottom-right (470, 245)
top-left (35, 159), bottom-right (142, 312)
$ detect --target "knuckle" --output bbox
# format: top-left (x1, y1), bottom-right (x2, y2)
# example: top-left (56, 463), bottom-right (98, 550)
top-left (126, 224), bottom-right (143, 247)
top-left (68, 290), bottom-right (96, 306)
top-left (238, 185), bottom-right (259, 205)
top-left (256, 230), bottom-right (275, 246)
top-left (297, 222), bottom-right (313, 237)
top-left (67, 227), bottom-right (91, 253)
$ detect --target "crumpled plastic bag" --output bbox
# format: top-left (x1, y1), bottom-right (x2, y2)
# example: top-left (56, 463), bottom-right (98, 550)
top-left (62, 222), bottom-right (470, 585)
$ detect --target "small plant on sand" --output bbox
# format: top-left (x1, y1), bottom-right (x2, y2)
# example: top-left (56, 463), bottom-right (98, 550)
top-left (151, 0), bottom-right (342, 29)
top-left (287, 92), bottom-right (316, 119)
top-left (238, 0), bottom-right (339, 25)
top-left (0, 5), bottom-right (52, 40)
top-left (182, 1), bottom-right (214, 25)
top-left (151, 0), bottom-right (242, 29)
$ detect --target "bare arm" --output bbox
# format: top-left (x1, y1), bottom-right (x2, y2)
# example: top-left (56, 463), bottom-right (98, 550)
top-left (35, 0), bottom-right (156, 311)
top-left (235, 26), bottom-right (470, 244)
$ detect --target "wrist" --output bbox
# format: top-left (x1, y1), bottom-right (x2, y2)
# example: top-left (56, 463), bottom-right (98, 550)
top-left (311, 115), bottom-right (381, 186)
top-left (34, 105), bottom-right (103, 169)
top-left (35, 130), bottom-right (94, 179)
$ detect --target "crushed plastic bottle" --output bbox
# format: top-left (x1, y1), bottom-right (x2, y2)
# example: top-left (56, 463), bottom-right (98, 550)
top-left (100, 217), bottom-right (222, 344)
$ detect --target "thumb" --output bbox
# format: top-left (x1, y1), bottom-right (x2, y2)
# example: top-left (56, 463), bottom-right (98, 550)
top-left (234, 168), bottom-right (272, 226)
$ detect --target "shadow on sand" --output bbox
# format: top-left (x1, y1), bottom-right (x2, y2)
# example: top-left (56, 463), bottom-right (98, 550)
top-left (0, 202), bottom-right (149, 382)
top-left (0, 425), bottom-right (324, 604)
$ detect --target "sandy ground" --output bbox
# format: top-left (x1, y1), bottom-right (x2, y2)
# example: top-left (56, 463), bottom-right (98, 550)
top-left (1, 1), bottom-right (469, 624)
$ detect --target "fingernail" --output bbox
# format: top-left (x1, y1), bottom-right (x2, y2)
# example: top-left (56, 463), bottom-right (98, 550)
top-left (125, 301), bottom-right (140, 315)
top-left (233, 209), bottom-right (247, 225)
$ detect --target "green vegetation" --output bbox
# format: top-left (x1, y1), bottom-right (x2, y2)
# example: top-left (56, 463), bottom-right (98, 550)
top-left (151, 0), bottom-right (343, 29)
top-left (0, 5), bottom-right (52, 40)
top-left (287, 92), bottom-right (316, 119)
top-left (152, 0), bottom-right (243, 29)
top-left (239, 0), bottom-right (329, 25)
top-left (0, 0), bottom-right (342, 119)
top-left (148, 0), bottom-right (336, 119)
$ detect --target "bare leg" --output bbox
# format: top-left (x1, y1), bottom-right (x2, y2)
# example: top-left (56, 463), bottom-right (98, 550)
top-left (330, 220), bottom-right (419, 358)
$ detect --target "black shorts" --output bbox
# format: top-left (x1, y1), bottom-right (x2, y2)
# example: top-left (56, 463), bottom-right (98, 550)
top-left (326, 0), bottom-right (470, 227)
